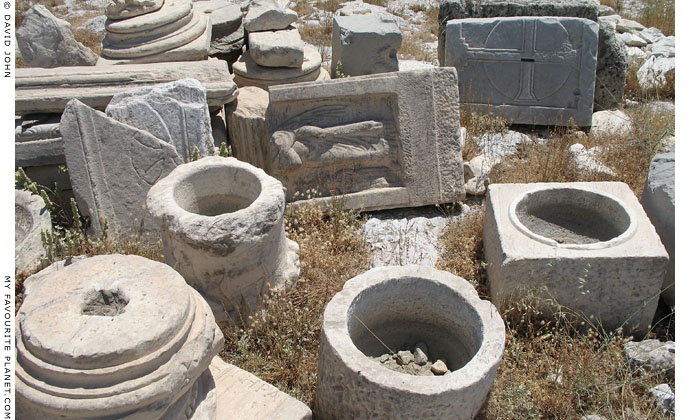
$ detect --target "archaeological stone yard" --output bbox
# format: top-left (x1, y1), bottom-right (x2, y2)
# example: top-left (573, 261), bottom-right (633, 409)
top-left (13, 0), bottom-right (675, 418)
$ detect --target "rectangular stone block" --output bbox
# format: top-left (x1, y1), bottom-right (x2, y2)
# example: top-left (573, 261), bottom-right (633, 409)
top-left (265, 68), bottom-right (465, 211)
top-left (331, 14), bottom-right (402, 77)
top-left (483, 182), bottom-right (668, 337)
top-left (438, 0), bottom-right (599, 66)
top-left (445, 16), bottom-right (598, 126)
top-left (15, 59), bottom-right (238, 114)
top-left (210, 357), bottom-right (312, 420)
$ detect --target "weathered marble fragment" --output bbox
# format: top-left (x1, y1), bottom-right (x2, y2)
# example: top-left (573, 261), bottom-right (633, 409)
top-left (227, 86), bottom-right (270, 169)
top-left (106, 78), bottom-right (216, 162)
top-left (60, 99), bottom-right (182, 239)
top-left (445, 17), bottom-right (598, 126)
top-left (244, 0), bottom-right (298, 32)
top-left (264, 68), bottom-right (465, 210)
top-left (641, 147), bottom-right (675, 307)
top-left (15, 59), bottom-right (238, 113)
top-left (15, 190), bottom-right (51, 274)
top-left (17, 5), bottom-right (98, 68)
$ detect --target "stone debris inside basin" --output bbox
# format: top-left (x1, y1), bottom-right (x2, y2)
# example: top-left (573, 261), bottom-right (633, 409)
top-left (370, 342), bottom-right (450, 376)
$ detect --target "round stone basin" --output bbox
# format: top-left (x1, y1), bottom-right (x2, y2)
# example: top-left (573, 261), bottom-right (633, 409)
top-left (510, 186), bottom-right (637, 249)
top-left (172, 162), bottom-right (261, 217)
top-left (315, 266), bottom-right (505, 420)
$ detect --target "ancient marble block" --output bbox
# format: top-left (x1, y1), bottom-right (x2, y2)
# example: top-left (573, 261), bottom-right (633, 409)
top-left (484, 182), bottom-right (668, 337)
top-left (15, 190), bottom-right (51, 274)
top-left (210, 357), bottom-right (312, 419)
top-left (445, 17), bottom-right (598, 126)
top-left (16, 255), bottom-right (223, 419)
top-left (232, 46), bottom-right (328, 89)
top-left (194, 1), bottom-right (244, 62)
top-left (331, 14), bottom-right (402, 77)
top-left (60, 99), bottom-right (182, 239)
top-left (265, 67), bottom-right (465, 211)
top-left (641, 147), bottom-right (675, 307)
top-left (106, 78), bottom-right (216, 162)
top-left (146, 157), bottom-right (300, 324)
top-left (15, 59), bottom-right (239, 114)
top-left (17, 5), bottom-right (98, 68)
top-left (315, 266), bottom-right (505, 419)
top-left (106, 0), bottom-right (163, 19)
top-left (249, 27), bottom-right (304, 68)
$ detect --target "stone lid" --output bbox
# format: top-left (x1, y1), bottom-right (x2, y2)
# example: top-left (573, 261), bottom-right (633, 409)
top-left (16, 255), bottom-right (223, 416)
top-left (232, 46), bottom-right (322, 81)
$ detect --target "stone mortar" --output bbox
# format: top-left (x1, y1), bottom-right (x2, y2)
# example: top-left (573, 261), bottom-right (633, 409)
top-left (315, 265), bottom-right (505, 419)
top-left (146, 156), bottom-right (300, 323)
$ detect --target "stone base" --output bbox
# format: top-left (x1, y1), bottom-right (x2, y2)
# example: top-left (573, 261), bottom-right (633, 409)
top-left (232, 47), bottom-right (328, 89)
top-left (209, 357), bottom-right (312, 420)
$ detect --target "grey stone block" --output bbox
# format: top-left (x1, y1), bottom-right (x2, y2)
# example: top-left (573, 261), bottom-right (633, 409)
top-left (15, 114), bottom-right (64, 167)
top-left (641, 147), bottom-right (675, 307)
top-left (244, 0), bottom-right (298, 32)
top-left (232, 46), bottom-right (327, 89)
top-left (445, 17), bottom-right (598, 126)
top-left (438, 0), bottom-right (626, 111)
top-left (484, 182), bottom-right (668, 337)
top-left (106, 78), bottom-right (216, 162)
top-left (315, 265), bottom-right (505, 419)
top-left (17, 5), bottom-right (98, 68)
top-left (331, 14), bottom-right (402, 77)
top-left (265, 68), bottom-right (466, 211)
top-left (60, 99), bottom-right (182, 239)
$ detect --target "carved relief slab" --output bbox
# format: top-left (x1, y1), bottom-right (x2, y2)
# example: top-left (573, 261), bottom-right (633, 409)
top-left (445, 17), bottom-right (598, 126)
top-left (266, 68), bottom-right (465, 210)
top-left (60, 99), bottom-right (182, 239)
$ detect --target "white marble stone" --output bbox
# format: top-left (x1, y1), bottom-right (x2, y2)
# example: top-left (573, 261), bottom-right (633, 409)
top-left (15, 190), bottom-right (51, 273)
top-left (248, 27), bottom-right (304, 68)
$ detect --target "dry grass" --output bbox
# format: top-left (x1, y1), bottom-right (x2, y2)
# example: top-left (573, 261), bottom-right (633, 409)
top-left (299, 19), bottom-right (333, 49)
top-left (398, 31), bottom-right (435, 61)
top-left (638, 0), bottom-right (674, 35)
top-left (437, 208), bottom-right (486, 293)
top-left (460, 111), bottom-right (508, 161)
top-left (219, 199), bottom-right (371, 405)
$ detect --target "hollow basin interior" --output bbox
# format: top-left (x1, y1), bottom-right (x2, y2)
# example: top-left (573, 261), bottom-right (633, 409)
top-left (173, 165), bottom-right (262, 216)
top-left (515, 188), bottom-right (630, 244)
top-left (15, 204), bottom-right (32, 244)
top-left (347, 277), bottom-right (483, 372)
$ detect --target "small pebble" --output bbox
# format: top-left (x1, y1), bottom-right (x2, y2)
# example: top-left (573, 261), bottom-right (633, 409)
top-left (431, 359), bottom-right (448, 375)
top-left (397, 350), bottom-right (414, 365)
top-left (413, 342), bottom-right (429, 365)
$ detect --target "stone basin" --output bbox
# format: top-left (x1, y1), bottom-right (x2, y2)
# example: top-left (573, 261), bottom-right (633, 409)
top-left (315, 265), bottom-right (505, 420)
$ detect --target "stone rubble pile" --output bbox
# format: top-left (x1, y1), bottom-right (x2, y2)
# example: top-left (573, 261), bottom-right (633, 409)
top-left (100, 0), bottom-right (211, 63)
top-left (599, 14), bottom-right (675, 89)
top-left (372, 342), bottom-right (451, 376)
top-left (233, 0), bottom-right (328, 88)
